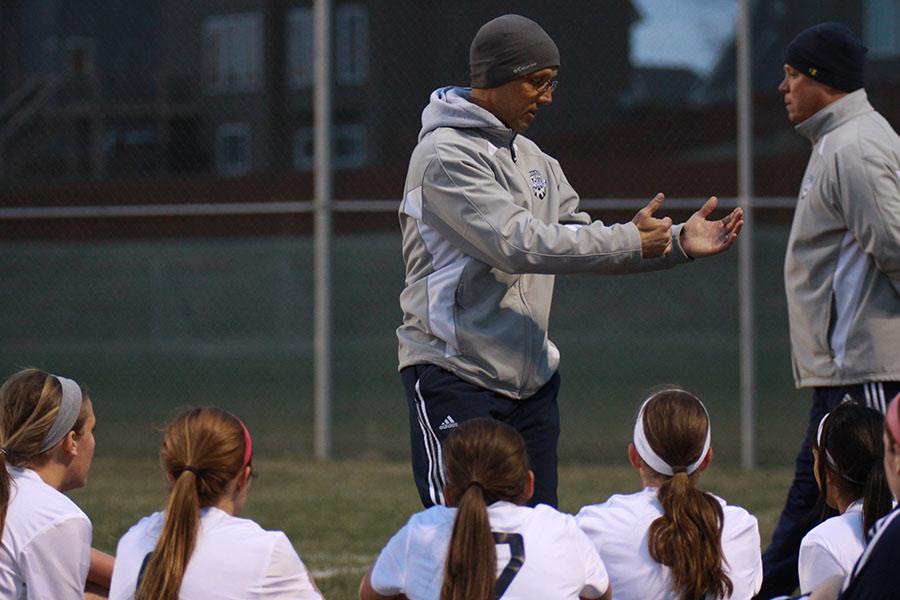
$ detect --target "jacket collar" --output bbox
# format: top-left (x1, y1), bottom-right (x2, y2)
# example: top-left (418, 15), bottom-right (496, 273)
top-left (419, 86), bottom-right (518, 149)
top-left (795, 89), bottom-right (873, 143)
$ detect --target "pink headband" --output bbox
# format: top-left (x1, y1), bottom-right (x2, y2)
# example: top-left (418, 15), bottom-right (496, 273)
top-left (887, 394), bottom-right (900, 446)
top-left (238, 419), bottom-right (253, 467)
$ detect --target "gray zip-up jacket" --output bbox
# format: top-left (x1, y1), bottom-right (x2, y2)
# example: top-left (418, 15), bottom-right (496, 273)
top-left (397, 87), bottom-right (689, 399)
top-left (784, 89), bottom-right (900, 388)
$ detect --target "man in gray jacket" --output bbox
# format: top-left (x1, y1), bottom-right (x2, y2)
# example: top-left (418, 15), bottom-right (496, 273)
top-left (758, 22), bottom-right (900, 597)
top-left (398, 14), bottom-right (743, 509)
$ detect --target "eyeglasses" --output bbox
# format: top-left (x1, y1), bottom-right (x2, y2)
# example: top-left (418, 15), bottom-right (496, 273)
top-left (529, 77), bottom-right (558, 95)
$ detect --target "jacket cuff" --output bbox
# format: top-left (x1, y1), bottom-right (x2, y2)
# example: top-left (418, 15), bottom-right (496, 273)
top-left (670, 223), bottom-right (691, 264)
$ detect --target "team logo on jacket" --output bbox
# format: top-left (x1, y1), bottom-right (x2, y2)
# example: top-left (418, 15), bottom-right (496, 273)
top-left (529, 169), bottom-right (547, 200)
top-left (800, 174), bottom-right (815, 199)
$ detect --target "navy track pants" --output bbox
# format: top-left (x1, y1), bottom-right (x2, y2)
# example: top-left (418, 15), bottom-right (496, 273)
top-left (401, 364), bottom-right (561, 509)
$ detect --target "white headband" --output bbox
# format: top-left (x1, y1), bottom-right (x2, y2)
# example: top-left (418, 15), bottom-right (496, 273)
top-left (816, 412), bottom-right (840, 472)
top-left (40, 375), bottom-right (83, 453)
top-left (633, 393), bottom-right (711, 477)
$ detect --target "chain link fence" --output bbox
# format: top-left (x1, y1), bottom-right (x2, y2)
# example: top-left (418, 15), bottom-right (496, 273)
top-left (2, 0), bottom-right (899, 464)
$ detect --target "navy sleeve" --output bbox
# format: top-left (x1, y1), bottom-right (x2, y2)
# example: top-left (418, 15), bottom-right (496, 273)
top-left (840, 512), bottom-right (900, 599)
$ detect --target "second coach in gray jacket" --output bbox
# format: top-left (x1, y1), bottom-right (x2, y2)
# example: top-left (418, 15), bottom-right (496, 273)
top-left (784, 89), bottom-right (900, 388)
top-left (397, 14), bottom-right (743, 509)
top-left (759, 22), bottom-right (900, 598)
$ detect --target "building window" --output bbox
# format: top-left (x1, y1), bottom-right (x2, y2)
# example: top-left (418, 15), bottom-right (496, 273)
top-left (203, 13), bottom-right (263, 93)
top-left (864, 0), bottom-right (900, 58)
top-left (216, 123), bottom-right (251, 176)
top-left (287, 8), bottom-right (314, 88)
top-left (293, 124), bottom-right (367, 171)
top-left (336, 5), bottom-right (368, 85)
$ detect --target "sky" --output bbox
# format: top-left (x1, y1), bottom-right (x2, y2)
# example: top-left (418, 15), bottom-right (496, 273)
top-left (631, 0), bottom-right (737, 75)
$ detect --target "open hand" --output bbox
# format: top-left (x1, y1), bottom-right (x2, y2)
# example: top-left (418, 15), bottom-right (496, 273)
top-left (681, 196), bottom-right (743, 258)
top-left (632, 193), bottom-right (673, 258)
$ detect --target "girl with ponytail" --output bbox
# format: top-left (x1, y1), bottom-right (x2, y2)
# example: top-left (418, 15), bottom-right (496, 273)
top-left (0, 368), bottom-right (109, 598)
top-left (823, 394), bottom-right (900, 599)
top-left (360, 418), bottom-right (610, 600)
top-left (797, 400), bottom-right (893, 593)
top-left (108, 407), bottom-right (322, 600)
top-left (577, 387), bottom-right (762, 599)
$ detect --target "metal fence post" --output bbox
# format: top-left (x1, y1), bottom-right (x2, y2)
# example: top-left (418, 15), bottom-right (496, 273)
top-left (737, 0), bottom-right (756, 469)
top-left (313, 0), bottom-right (333, 459)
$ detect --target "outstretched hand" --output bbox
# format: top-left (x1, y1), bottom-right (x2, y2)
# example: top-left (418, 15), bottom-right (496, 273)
top-left (632, 193), bottom-right (673, 258)
top-left (681, 196), bottom-right (743, 258)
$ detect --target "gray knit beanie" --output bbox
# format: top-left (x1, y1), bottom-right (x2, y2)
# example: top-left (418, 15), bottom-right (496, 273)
top-left (470, 14), bottom-right (560, 89)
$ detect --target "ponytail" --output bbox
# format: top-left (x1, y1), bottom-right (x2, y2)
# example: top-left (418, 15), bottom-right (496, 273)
top-left (438, 420), bottom-right (530, 600)
top-left (637, 387), bottom-right (734, 600)
top-left (862, 458), bottom-right (892, 537)
top-left (136, 470), bottom-right (202, 600)
top-left (136, 407), bottom-right (248, 600)
top-left (816, 401), bottom-right (892, 540)
top-left (648, 471), bottom-right (733, 600)
top-left (440, 483), bottom-right (495, 600)
top-left (0, 450), bottom-right (9, 539)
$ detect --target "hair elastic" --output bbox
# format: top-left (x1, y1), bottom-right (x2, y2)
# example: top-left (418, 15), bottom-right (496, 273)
top-left (633, 392), bottom-right (711, 477)
top-left (238, 419), bottom-right (252, 468)
top-left (886, 394), bottom-right (900, 445)
top-left (465, 480), bottom-right (485, 493)
top-left (182, 466), bottom-right (199, 475)
top-left (40, 375), bottom-right (83, 453)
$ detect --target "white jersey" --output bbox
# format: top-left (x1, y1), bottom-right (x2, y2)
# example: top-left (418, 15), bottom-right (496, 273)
top-left (370, 500), bottom-right (609, 600)
top-left (798, 500), bottom-right (865, 593)
top-left (0, 466), bottom-right (92, 599)
top-left (109, 507), bottom-right (322, 600)
top-left (576, 487), bottom-right (762, 600)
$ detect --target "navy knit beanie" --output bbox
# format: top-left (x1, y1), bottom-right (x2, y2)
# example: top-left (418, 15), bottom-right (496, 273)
top-left (470, 15), bottom-right (559, 88)
top-left (785, 22), bottom-right (867, 92)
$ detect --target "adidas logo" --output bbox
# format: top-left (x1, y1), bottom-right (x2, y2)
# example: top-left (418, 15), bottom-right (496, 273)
top-left (439, 415), bottom-right (458, 431)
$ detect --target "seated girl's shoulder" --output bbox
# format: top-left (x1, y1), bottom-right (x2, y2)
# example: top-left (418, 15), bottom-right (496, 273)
top-left (121, 512), bottom-right (164, 542)
top-left (576, 489), bottom-right (658, 521)
top-left (404, 504), bottom-right (456, 531)
top-left (213, 509), bottom-right (285, 538)
top-left (718, 498), bottom-right (758, 522)
top-left (718, 499), bottom-right (760, 537)
top-left (803, 511), bottom-right (862, 545)
top-left (529, 502), bottom-right (577, 524)
top-left (9, 468), bottom-right (88, 520)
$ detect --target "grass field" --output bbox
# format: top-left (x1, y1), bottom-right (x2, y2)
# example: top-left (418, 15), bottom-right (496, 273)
top-left (0, 224), bottom-right (810, 465)
top-left (70, 457), bottom-right (794, 599)
top-left (5, 224), bottom-right (807, 597)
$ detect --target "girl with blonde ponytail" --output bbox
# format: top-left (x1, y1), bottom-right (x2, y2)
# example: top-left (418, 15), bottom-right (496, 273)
top-left (0, 368), bottom-right (110, 598)
top-left (108, 407), bottom-right (322, 600)
top-left (577, 387), bottom-right (762, 599)
top-left (360, 418), bottom-right (610, 600)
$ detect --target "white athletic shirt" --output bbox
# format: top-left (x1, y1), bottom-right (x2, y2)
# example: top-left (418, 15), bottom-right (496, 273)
top-left (109, 507), bottom-right (322, 600)
top-left (370, 500), bottom-right (609, 600)
top-left (0, 466), bottom-right (92, 599)
top-left (798, 499), bottom-right (865, 593)
top-left (576, 487), bottom-right (762, 600)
